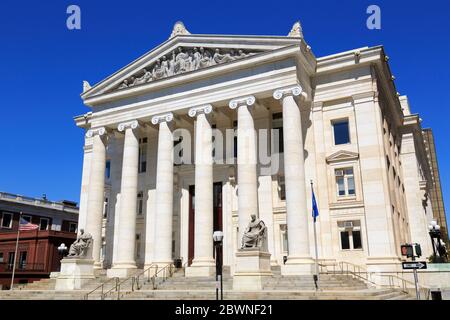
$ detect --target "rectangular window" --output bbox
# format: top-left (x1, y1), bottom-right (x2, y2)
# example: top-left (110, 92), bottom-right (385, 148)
top-left (39, 218), bottom-right (49, 231)
top-left (0, 252), bottom-right (3, 263)
top-left (272, 113), bottom-right (284, 153)
top-left (8, 252), bottom-right (15, 270)
top-left (22, 215), bottom-right (32, 223)
top-left (278, 175), bottom-right (286, 201)
top-left (137, 192), bottom-right (143, 215)
top-left (338, 221), bottom-right (363, 251)
top-left (280, 225), bottom-right (288, 253)
top-left (69, 222), bottom-right (77, 233)
top-left (136, 234), bottom-right (141, 259)
top-left (333, 120), bottom-right (350, 145)
top-left (138, 138), bottom-right (147, 173)
top-left (335, 168), bottom-right (355, 197)
top-left (19, 251), bottom-right (27, 270)
top-left (233, 120), bottom-right (238, 158)
top-left (103, 197), bottom-right (109, 218)
top-left (1, 213), bottom-right (13, 229)
top-left (340, 231), bottom-right (350, 250)
top-left (105, 160), bottom-right (111, 179)
top-left (352, 230), bottom-right (362, 249)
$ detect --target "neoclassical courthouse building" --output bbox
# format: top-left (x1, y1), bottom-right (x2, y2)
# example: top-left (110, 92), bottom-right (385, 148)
top-left (74, 21), bottom-right (440, 278)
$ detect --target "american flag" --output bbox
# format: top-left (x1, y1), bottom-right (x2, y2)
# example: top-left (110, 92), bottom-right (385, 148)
top-left (19, 217), bottom-right (39, 231)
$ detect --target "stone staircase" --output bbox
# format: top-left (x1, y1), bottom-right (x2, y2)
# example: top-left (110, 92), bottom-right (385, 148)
top-left (0, 266), bottom-right (415, 300)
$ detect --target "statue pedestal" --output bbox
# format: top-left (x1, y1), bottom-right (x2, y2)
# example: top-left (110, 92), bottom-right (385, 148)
top-left (233, 248), bottom-right (272, 291)
top-left (55, 258), bottom-right (95, 290)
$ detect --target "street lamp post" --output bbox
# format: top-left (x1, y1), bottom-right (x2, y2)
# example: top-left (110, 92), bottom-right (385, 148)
top-left (428, 220), bottom-right (443, 263)
top-left (57, 243), bottom-right (68, 271)
top-left (213, 231), bottom-right (224, 301)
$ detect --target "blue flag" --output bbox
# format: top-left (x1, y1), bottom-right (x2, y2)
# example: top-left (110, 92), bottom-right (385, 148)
top-left (312, 186), bottom-right (319, 223)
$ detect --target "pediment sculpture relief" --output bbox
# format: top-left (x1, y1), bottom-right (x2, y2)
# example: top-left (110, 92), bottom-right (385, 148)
top-left (116, 47), bottom-right (258, 91)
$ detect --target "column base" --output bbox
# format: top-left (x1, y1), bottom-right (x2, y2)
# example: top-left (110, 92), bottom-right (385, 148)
top-left (281, 256), bottom-right (315, 275)
top-left (107, 263), bottom-right (137, 278)
top-left (233, 248), bottom-right (272, 291)
top-left (185, 259), bottom-right (216, 277)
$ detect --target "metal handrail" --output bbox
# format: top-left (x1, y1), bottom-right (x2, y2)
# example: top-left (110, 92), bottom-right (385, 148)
top-left (84, 277), bottom-right (119, 300)
top-left (106, 263), bottom-right (175, 300)
top-left (149, 263), bottom-right (175, 290)
top-left (319, 260), bottom-right (430, 299)
top-left (133, 263), bottom-right (157, 291)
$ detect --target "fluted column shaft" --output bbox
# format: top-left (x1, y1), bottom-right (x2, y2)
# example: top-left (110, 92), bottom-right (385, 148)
top-left (229, 96), bottom-right (259, 243)
top-left (85, 128), bottom-right (107, 267)
top-left (274, 85), bottom-right (313, 275)
top-left (185, 105), bottom-right (215, 277)
top-left (114, 121), bottom-right (140, 271)
top-left (152, 113), bottom-right (175, 265)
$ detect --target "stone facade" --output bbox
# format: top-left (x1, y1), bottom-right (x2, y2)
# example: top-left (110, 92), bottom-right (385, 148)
top-left (74, 22), bottom-right (438, 278)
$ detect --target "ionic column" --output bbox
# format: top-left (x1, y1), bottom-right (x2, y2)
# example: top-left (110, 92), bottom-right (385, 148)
top-left (185, 105), bottom-right (215, 277)
top-left (84, 127), bottom-right (107, 268)
top-left (108, 120), bottom-right (140, 278)
top-left (151, 113), bottom-right (175, 266)
top-left (273, 85), bottom-right (314, 275)
top-left (229, 96), bottom-right (259, 243)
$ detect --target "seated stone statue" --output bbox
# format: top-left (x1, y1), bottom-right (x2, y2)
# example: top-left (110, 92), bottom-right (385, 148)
top-left (241, 214), bottom-right (266, 249)
top-left (67, 229), bottom-right (93, 258)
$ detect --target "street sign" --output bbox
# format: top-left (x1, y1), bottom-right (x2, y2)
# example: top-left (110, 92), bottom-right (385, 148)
top-left (402, 261), bottom-right (427, 270)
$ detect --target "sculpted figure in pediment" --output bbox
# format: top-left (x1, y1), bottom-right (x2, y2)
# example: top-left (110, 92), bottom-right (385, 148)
top-left (198, 47), bottom-right (212, 68)
top-left (192, 47), bottom-right (202, 71)
top-left (118, 79), bottom-right (129, 90)
top-left (129, 76), bottom-right (138, 87)
top-left (136, 68), bottom-right (152, 85)
top-left (212, 48), bottom-right (235, 65)
top-left (161, 56), bottom-right (170, 76)
top-left (172, 47), bottom-right (190, 74)
top-left (236, 49), bottom-right (249, 59)
top-left (152, 59), bottom-right (166, 80)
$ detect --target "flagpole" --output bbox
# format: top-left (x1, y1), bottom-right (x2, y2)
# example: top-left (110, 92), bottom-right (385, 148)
top-left (10, 211), bottom-right (22, 290)
top-left (311, 181), bottom-right (319, 290)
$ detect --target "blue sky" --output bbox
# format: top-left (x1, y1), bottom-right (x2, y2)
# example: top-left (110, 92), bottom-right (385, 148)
top-left (0, 0), bottom-right (449, 223)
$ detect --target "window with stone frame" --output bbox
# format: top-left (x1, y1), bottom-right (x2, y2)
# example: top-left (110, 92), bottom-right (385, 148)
top-left (105, 160), bottom-right (111, 179)
top-left (332, 119), bottom-right (350, 145)
top-left (136, 234), bottom-right (141, 259)
top-left (39, 217), bottom-right (49, 231)
top-left (137, 191), bottom-right (144, 215)
top-left (138, 137), bottom-right (147, 173)
top-left (338, 220), bottom-right (362, 250)
top-left (335, 168), bottom-right (355, 197)
top-left (280, 224), bottom-right (288, 253)
top-left (272, 112), bottom-right (284, 153)
top-left (69, 222), bottom-right (77, 233)
top-left (277, 175), bottom-right (286, 201)
top-left (103, 197), bottom-right (109, 218)
top-left (1, 212), bottom-right (13, 229)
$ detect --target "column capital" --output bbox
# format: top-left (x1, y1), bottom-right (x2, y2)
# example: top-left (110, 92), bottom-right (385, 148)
top-left (118, 120), bottom-right (139, 132)
top-left (85, 127), bottom-right (107, 138)
top-left (151, 112), bottom-right (174, 125)
top-left (229, 95), bottom-right (256, 110)
top-left (273, 85), bottom-right (306, 100)
top-left (188, 104), bottom-right (213, 118)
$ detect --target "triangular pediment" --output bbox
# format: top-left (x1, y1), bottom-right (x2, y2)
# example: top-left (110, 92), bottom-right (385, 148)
top-left (111, 46), bottom-right (263, 93)
top-left (81, 30), bottom-right (309, 102)
top-left (326, 150), bottom-right (359, 163)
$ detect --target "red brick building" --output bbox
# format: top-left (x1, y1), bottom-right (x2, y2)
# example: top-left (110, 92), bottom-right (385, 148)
top-left (0, 192), bottom-right (78, 289)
